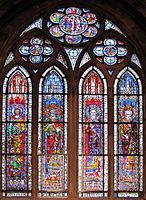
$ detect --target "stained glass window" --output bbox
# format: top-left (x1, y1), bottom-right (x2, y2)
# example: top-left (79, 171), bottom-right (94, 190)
top-left (78, 66), bottom-right (108, 197)
top-left (2, 66), bottom-right (32, 197)
top-left (38, 66), bottom-right (68, 197)
top-left (19, 37), bottom-right (53, 64)
top-left (1, 3), bottom-right (145, 200)
top-left (114, 67), bottom-right (143, 198)
top-left (47, 7), bottom-right (99, 44)
top-left (93, 38), bottom-right (127, 65)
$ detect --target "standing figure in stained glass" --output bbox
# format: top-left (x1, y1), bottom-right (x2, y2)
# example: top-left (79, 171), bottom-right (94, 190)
top-left (8, 123), bottom-right (26, 154)
top-left (121, 124), bottom-right (138, 154)
top-left (85, 124), bottom-right (102, 155)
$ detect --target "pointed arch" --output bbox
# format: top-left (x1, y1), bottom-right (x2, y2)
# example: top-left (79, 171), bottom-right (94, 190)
top-left (78, 66), bottom-right (108, 197)
top-left (38, 66), bottom-right (68, 197)
top-left (2, 66), bottom-right (32, 197)
top-left (114, 67), bottom-right (143, 197)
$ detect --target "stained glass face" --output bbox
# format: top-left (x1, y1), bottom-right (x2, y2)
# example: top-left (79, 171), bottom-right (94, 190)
top-left (43, 95), bottom-right (63, 122)
top-left (93, 38), bottom-right (127, 65)
top-left (38, 67), bottom-right (68, 197)
top-left (118, 96), bottom-right (138, 122)
top-left (19, 38), bottom-right (53, 63)
top-left (7, 94), bottom-right (28, 122)
top-left (48, 7), bottom-right (99, 44)
top-left (78, 67), bottom-right (108, 197)
top-left (2, 67), bottom-right (32, 197)
top-left (114, 69), bottom-right (143, 197)
top-left (83, 95), bottom-right (103, 122)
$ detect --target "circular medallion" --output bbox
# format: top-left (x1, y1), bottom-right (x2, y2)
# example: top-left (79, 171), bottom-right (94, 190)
top-left (104, 39), bottom-right (117, 46)
top-left (19, 45), bottom-right (29, 55)
top-left (66, 7), bottom-right (81, 15)
top-left (93, 46), bottom-right (104, 56)
top-left (117, 47), bottom-right (127, 56)
top-left (30, 38), bottom-right (43, 45)
top-left (65, 35), bottom-right (82, 44)
top-left (83, 13), bottom-right (97, 24)
top-left (50, 12), bottom-right (64, 23)
top-left (29, 55), bottom-right (43, 63)
top-left (50, 25), bottom-right (64, 37)
top-left (59, 14), bottom-right (88, 35)
top-left (104, 46), bottom-right (117, 57)
top-left (29, 45), bottom-right (43, 55)
top-left (104, 56), bottom-right (117, 65)
top-left (43, 46), bottom-right (53, 55)
top-left (82, 26), bottom-right (97, 37)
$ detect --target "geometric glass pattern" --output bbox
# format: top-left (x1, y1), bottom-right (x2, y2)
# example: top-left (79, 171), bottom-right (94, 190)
top-left (20, 18), bottom-right (43, 37)
top-left (38, 66), bottom-right (68, 197)
top-left (105, 19), bottom-right (125, 36)
top-left (56, 52), bottom-right (68, 68)
top-left (79, 52), bottom-right (91, 68)
top-left (48, 7), bottom-right (100, 44)
top-left (64, 47), bottom-right (82, 70)
top-left (2, 66), bottom-right (32, 197)
top-left (131, 54), bottom-right (142, 69)
top-left (4, 52), bottom-right (15, 67)
top-left (93, 38), bottom-right (127, 65)
top-left (107, 68), bottom-right (114, 76)
top-left (114, 67), bottom-right (143, 197)
top-left (78, 66), bottom-right (108, 197)
top-left (19, 38), bottom-right (53, 64)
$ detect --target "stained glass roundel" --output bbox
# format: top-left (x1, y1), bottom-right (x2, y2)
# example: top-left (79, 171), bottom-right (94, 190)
top-left (66, 7), bottom-right (82, 15)
top-left (93, 38), bottom-right (127, 65)
top-left (19, 38), bottom-right (53, 64)
top-left (48, 7), bottom-right (99, 44)
top-left (59, 15), bottom-right (88, 35)
top-left (50, 12), bottom-right (64, 23)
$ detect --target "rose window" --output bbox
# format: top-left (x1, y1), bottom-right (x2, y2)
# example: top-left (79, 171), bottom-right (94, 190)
top-left (48, 7), bottom-right (100, 44)
top-left (93, 38), bottom-right (127, 65)
top-left (19, 38), bottom-right (53, 64)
